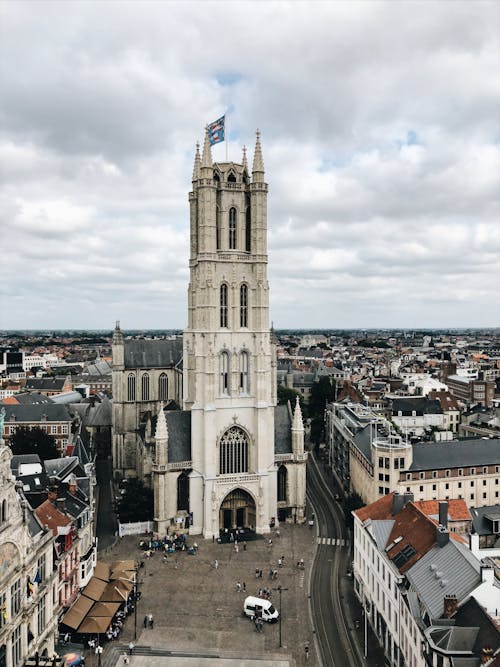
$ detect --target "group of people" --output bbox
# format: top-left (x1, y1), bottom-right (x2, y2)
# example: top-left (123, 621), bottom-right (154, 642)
top-left (139, 533), bottom-right (195, 558)
top-left (143, 613), bottom-right (154, 629)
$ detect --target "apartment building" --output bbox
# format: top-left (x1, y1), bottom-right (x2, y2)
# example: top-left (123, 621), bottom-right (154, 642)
top-left (1, 404), bottom-right (73, 453)
top-left (353, 492), bottom-right (499, 667)
top-left (325, 402), bottom-right (500, 507)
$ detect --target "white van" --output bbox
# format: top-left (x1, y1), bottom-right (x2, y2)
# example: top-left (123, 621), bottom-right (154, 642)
top-left (242, 596), bottom-right (279, 623)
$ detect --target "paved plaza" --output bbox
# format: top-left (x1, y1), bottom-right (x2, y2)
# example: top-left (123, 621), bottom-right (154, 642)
top-left (95, 522), bottom-right (319, 666)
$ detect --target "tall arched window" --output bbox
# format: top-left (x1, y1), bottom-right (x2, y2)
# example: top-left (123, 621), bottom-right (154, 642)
top-left (141, 373), bottom-right (150, 401)
top-left (220, 284), bottom-right (228, 328)
top-left (245, 196), bottom-right (251, 252)
top-left (278, 465), bottom-right (287, 502)
top-left (177, 472), bottom-right (190, 511)
top-left (159, 373), bottom-right (168, 401)
top-left (219, 426), bottom-right (249, 474)
top-left (240, 284), bottom-right (248, 328)
top-left (216, 206), bottom-right (221, 250)
top-left (229, 207), bottom-right (237, 249)
top-left (220, 351), bottom-right (230, 395)
top-left (127, 374), bottom-right (136, 401)
top-left (239, 351), bottom-right (249, 394)
top-left (0, 499), bottom-right (6, 524)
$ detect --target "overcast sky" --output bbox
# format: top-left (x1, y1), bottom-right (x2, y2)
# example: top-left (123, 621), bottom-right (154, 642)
top-left (1, 0), bottom-right (499, 330)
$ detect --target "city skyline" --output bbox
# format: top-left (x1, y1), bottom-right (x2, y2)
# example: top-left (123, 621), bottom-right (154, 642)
top-left (1, 1), bottom-right (499, 330)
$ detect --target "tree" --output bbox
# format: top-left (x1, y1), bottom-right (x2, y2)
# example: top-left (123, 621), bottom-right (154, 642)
top-left (309, 376), bottom-right (336, 420)
top-left (9, 426), bottom-right (59, 460)
top-left (309, 416), bottom-right (324, 445)
top-left (117, 478), bottom-right (154, 523)
top-left (277, 384), bottom-right (306, 414)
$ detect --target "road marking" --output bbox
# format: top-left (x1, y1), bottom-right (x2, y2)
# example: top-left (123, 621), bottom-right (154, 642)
top-left (317, 537), bottom-right (350, 547)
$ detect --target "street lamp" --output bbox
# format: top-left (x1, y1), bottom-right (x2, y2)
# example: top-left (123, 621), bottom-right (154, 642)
top-left (273, 585), bottom-right (288, 648)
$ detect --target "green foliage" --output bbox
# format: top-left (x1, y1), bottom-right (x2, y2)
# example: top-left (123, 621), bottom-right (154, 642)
top-left (277, 384), bottom-right (306, 414)
top-left (310, 416), bottom-right (324, 445)
top-left (117, 478), bottom-right (154, 523)
top-left (308, 376), bottom-right (336, 420)
top-left (9, 426), bottom-right (59, 460)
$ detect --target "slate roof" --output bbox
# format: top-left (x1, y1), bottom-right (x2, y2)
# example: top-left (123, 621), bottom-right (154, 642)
top-left (8, 392), bottom-right (52, 405)
top-left (410, 438), bottom-right (500, 471)
top-left (406, 540), bottom-right (481, 620)
top-left (25, 377), bottom-right (69, 391)
top-left (124, 339), bottom-right (183, 369)
top-left (454, 595), bottom-right (500, 654)
top-left (353, 424), bottom-right (373, 463)
top-left (274, 404), bottom-right (292, 454)
top-left (470, 505), bottom-right (500, 536)
top-left (391, 397), bottom-right (442, 416)
top-left (86, 398), bottom-right (112, 427)
top-left (164, 411), bottom-right (191, 463)
top-left (10, 453), bottom-right (43, 475)
top-left (4, 403), bottom-right (72, 422)
top-left (371, 520), bottom-right (395, 550)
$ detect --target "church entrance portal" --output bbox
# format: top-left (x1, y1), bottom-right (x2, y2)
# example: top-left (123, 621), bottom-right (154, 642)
top-left (219, 488), bottom-right (256, 531)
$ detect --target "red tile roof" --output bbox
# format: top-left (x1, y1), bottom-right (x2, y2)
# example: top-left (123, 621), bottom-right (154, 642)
top-left (35, 499), bottom-right (71, 535)
top-left (413, 499), bottom-right (471, 522)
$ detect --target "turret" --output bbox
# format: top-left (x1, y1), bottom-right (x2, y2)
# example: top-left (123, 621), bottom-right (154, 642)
top-left (112, 321), bottom-right (124, 370)
top-left (252, 129), bottom-right (265, 183)
top-left (201, 126), bottom-right (213, 175)
top-left (192, 142), bottom-right (201, 182)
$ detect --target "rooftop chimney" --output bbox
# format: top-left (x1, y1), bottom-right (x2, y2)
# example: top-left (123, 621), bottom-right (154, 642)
top-left (55, 497), bottom-right (66, 513)
top-left (403, 492), bottom-right (414, 506)
top-left (438, 501), bottom-right (448, 529)
top-left (392, 492), bottom-right (404, 515)
top-left (436, 524), bottom-right (450, 548)
top-left (443, 594), bottom-right (458, 618)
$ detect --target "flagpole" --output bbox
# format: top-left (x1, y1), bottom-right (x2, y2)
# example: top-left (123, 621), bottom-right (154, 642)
top-left (225, 111), bottom-right (228, 162)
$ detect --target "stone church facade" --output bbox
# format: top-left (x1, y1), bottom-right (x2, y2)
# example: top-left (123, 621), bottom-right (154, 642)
top-left (112, 128), bottom-right (307, 538)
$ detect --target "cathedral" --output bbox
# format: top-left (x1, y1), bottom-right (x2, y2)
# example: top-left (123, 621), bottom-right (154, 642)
top-left (112, 128), bottom-right (307, 538)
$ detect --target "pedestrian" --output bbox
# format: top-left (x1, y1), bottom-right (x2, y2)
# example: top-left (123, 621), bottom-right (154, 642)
top-left (255, 568), bottom-right (260, 578)
top-left (128, 642), bottom-right (134, 655)
top-left (259, 569), bottom-right (263, 579)
top-left (212, 534), bottom-right (215, 543)
top-left (234, 543), bottom-right (239, 553)
top-left (243, 541), bottom-right (247, 551)
top-left (243, 582), bottom-right (246, 592)
top-left (305, 643), bottom-right (309, 661)
top-left (278, 558), bottom-right (282, 568)
top-left (268, 538), bottom-right (273, 546)
top-left (214, 559), bottom-right (219, 570)
top-left (143, 615), bottom-right (148, 629)
top-left (148, 613), bottom-right (154, 628)
top-left (236, 581), bottom-right (242, 592)
top-left (122, 654), bottom-right (130, 665)
top-left (275, 529), bottom-right (280, 538)
top-left (281, 555), bottom-right (285, 565)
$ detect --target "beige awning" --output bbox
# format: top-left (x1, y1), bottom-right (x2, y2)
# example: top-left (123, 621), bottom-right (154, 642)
top-left (99, 580), bottom-right (131, 603)
top-left (110, 559), bottom-right (136, 573)
top-left (93, 561), bottom-right (111, 582)
top-left (61, 595), bottom-right (94, 630)
top-left (90, 601), bottom-right (121, 617)
top-left (82, 577), bottom-right (108, 601)
top-left (109, 570), bottom-right (135, 582)
top-left (78, 614), bottom-right (112, 634)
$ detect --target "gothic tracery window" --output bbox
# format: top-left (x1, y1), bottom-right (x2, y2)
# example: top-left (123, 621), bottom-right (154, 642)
top-left (159, 373), bottom-right (168, 401)
top-left (229, 207), bottom-right (237, 249)
top-left (127, 373), bottom-right (136, 401)
top-left (216, 206), bottom-right (221, 250)
top-left (220, 283), bottom-right (228, 328)
top-left (240, 284), bottom-right (248, 328)
top-left (278, 465), bottom-right (287, 502)
top-left (239, 351), bottom-right (249, 394)
top-left (141, 373), bottom-right (150, 401)
top-left (245, 195), bottom-right (251, 252)
top-left (177, 471), bottom-right (190, 511)
top-left (220, 351), bottom-right (230, 395)
top-left (219, 426), bottom-right (249, 475)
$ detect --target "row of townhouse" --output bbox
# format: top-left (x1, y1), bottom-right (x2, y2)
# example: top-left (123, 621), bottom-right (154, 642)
top-left (325, 401), bottom-right (500, 507)
top-left (353, 492), bottom-right (499, 667)
top-left (0, 444), bottom-right (96, 667)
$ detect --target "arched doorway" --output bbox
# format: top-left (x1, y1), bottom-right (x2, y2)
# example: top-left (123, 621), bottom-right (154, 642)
top-left (219, 488), bottom-right (256, 531)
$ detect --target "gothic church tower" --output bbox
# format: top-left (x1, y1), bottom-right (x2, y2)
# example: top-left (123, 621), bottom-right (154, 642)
top-left (184, 129), bottom-right (278, 537)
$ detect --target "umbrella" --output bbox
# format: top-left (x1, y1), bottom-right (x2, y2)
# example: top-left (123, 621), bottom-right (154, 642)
top-left (62, 653), bottom-right (84, 666)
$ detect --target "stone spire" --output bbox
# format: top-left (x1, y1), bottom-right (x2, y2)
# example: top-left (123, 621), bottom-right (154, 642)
top-left (192, 142), bottom-right (201, 181)
top-left (292, 396), bottom-right (303, 431)
top-left (201, 126), bottom-right (213, 172)
top-left (155, 402), bottom-right (168, 443)
top-left (112, 320), bottom-right (123, 345)
top-left (292, 395), bottom-right (305, 457)
top-left (252, 129), bottom-right (264, 180)
top-left (242, 145), bottom-right (248, 172)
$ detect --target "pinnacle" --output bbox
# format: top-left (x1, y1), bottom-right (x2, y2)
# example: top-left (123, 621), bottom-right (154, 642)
top-left (201, 126), bottom-right (213, 169)
top-left (252, 129), bottom-right (264, 174)
top-left (192, 142), bottom-right (201, 181)
top-left (155, 402), bottom-right (168, 441)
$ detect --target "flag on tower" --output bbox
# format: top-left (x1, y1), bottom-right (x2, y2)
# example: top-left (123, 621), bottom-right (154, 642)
top-left (208, 115), bottom-right (225, 145)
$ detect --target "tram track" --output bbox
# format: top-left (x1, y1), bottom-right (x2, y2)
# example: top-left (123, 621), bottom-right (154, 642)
top-left (307, 453), bottom-right (359, 667)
